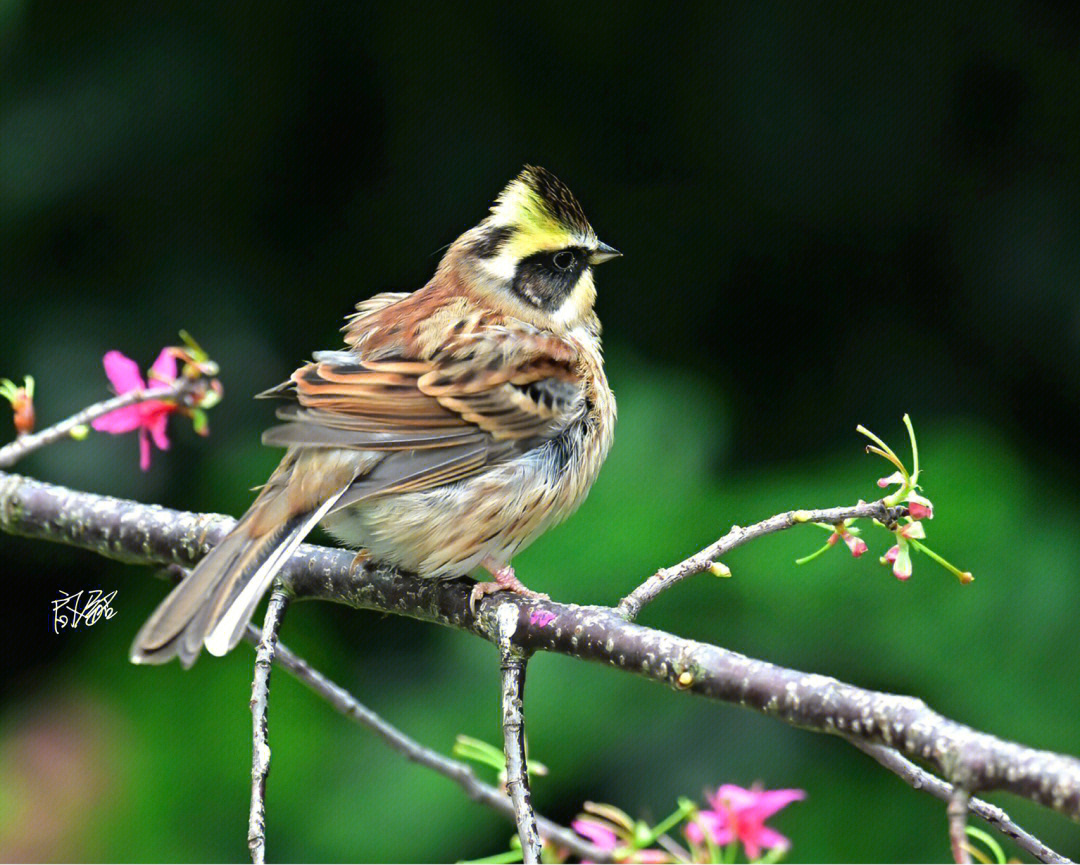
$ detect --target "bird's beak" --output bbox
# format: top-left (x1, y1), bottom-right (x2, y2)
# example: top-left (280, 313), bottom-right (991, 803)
top-left (589, 241), bottom-right (622, 265)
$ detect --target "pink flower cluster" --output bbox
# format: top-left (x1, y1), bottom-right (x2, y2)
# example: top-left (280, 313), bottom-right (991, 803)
top-left (570, 783), bottom-right (804, 863)
top-left (685, 784), bottom-right (805, 861)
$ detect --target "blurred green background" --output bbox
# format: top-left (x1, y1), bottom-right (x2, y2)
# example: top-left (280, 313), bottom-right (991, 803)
top-left (2, 1), bottom-right (1079, 861)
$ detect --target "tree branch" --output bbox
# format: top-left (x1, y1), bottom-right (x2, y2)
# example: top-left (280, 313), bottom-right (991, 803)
top-left (618, 500), bottom-right (906, 619)
top-left (0, 380), bottom-right (205, 469)
top-left (495, 605), bottom-right (541, 863)
top-left (3, 471), bottom-right (1079, 846)
top-left (240, 623), bottom-right (609, 862)
top-left (848, 739), bottom-right (1071, 863)
top-left (949, 787), bottom-right (972, 864)
top-left (248, 587), bottom-right (289, 865)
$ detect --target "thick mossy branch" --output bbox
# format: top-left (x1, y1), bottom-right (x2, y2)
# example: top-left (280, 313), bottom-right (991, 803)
top-left (2, 469), bottom-right (1079, 825)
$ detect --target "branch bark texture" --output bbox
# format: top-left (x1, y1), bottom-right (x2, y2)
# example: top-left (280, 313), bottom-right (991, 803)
top-left (3, 470), bottom-right (1080, 829)
top-left (496, 606), bottom-right (542, 863)
top-left (248, 587), bottom-right (288, 865)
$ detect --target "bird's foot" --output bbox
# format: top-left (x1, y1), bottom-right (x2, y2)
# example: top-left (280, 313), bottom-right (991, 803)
top-left (469, 558), bottom-right (548, 614)
top-left (348, 548), bottom-right (372, 576)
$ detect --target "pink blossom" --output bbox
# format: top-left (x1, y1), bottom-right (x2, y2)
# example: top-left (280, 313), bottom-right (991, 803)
top-left (898, 521), bottom-right (925, 540)
top-left (91, 349), bottom-right (179, 471)
top-left (907, 494), bottom-right (934, 520)
top-left (828, 524), bottom-right (867, 557)
top-left (571, 817), bottom-right (670, 863)
top-left (883, 543), bottom-right (912, 580)
top-left (529, 610), bottom-right (556, 628)
top-left (572, 819), bottom-right (618, 851)
top-left (685, 784), bottom-right (805, 861)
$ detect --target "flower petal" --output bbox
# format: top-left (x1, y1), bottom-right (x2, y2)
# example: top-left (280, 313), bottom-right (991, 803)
top-left (101, 350), bottom-right (145, 393)
top-left (747, 788), bottom-right (806, 819)
top-left (900, 520), bottom-right (925, 540)
top-left (146, 410), bottom-right (171, 452)
top-left (753, 826), bottom-right (792, 851)
top-left (907, 494), bottom-right (934, 520)
top-left (149, 348), bottom-right (178, 385)
top-left (572, 819), bottom-right (618, 850)
top-left (91, 406), bottom-right (144, 434)
top-left (844, 534), bottom-right (868, 557)
top-left (138, 428), bottom-right (152, 471)
top-left (893, 543), bottom-right (913, 580)
top-left (686, 811), bottom-right (733, 847)
top-left (713, 784), bottom-right (758, 811)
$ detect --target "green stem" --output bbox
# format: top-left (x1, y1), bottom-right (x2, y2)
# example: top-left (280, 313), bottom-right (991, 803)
top-left (964, 826), bottom-right (1006, 865)
top-left (907, 539), bottom-right (973, 583)
top-left (795, 541), bottom-right (833, 566)
top-left (636, 800), bottom-right (696, 849)
top-left (902, 413), bottom-right (920, 483)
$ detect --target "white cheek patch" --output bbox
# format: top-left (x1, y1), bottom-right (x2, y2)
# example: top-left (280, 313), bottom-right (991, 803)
top-left (551, 268), bottom-right (596, 327)
top-left (478, 253), bottom-right (518, 283)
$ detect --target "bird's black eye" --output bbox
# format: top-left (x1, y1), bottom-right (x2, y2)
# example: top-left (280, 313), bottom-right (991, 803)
top-left (552, 250), bottom-right (575, 271)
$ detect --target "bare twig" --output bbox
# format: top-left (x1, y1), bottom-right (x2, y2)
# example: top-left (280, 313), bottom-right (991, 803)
top-left (248, 587), bottom-right (289, 865)
top-left (495, 605), bottom-right (541, 863)
top-left (3, 472), bottom-right (1078, 854)
top-left (240, 622), bottom-right (609, 863)
top-left (0, 381), bottom-right (202, 468)
top-left (851, 734), bottom-right (1071, 863)
top-left (617, 500), bottom-right (906, 619)
top-left (850, 739), bottom-right (1071, 864)
top-left (949, 787), bottom-right (973, 864)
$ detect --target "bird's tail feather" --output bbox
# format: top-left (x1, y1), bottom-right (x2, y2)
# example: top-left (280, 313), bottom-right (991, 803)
top-left (131, 486), bottom-right (347, 668)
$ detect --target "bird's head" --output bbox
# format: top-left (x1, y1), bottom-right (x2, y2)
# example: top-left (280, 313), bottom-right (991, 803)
top-left (445, 166), bottom-right (620, 332)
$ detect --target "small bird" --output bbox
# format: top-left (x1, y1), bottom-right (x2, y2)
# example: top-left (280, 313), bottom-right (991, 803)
top-left (132, 166), bottom-right (619, 667)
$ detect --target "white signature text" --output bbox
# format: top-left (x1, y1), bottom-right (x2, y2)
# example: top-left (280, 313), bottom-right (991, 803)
top-left (52, 589), bottom-right (117, 633)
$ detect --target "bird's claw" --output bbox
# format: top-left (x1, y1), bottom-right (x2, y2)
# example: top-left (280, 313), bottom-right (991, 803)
top-left (469, 560), bottom-right (548, 614)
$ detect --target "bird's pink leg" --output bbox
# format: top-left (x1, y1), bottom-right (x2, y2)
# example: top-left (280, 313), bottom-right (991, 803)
top-left (469, 557), bottom-right (549, 613)
top-left (348, 548), bottom-right (371, 576)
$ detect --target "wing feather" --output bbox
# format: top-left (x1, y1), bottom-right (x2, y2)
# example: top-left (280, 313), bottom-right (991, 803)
top-left (260, 300), bottom-right (588, 497)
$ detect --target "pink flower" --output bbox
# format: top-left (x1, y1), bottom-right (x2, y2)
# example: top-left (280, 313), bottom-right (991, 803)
top-left (529, 610), bottom-right (556, 628)
top-left (906, 494), bottom-right (934, 520)
top-left (685, 784), bottom-right (805, 861)
top-left (876, 470), bottom-right (905, 488)
top-left (882, 543), bottom-right (912, 580)
top-left (91, 349), bottom-right (179, 471)
top-left (571, 815), bottom-right (670, 863)
top-left (827, 524), bottom-right (867, 557)
top-left (572, 818), bottom-right (618, 852)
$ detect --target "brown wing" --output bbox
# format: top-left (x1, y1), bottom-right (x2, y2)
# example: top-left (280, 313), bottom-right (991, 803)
top-left (260, 302), bottom-right (587, 501)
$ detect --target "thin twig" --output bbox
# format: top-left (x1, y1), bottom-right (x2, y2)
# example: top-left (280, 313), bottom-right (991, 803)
top-left (850, 739), bottom-right (1071, 863)
top-left (248, 587), bottom-right (289, 865)
top-left (617, 500), bottom-right (906, 619)
top-left (950, 787), bottom-right (973, 864)
top-left (240, 623), bottom-right (609, 863)
top-left (0, 381), bottom-right (200, 468)
top-left (495, 604), bottom-right (541, 864)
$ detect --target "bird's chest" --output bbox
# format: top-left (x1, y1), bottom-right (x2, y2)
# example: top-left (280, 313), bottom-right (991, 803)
top-left (327, 338), bottom-right (615, 577)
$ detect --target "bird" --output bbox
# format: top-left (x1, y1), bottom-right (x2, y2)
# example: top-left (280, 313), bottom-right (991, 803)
top-left (131, 166), bottom-right (620, 667)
